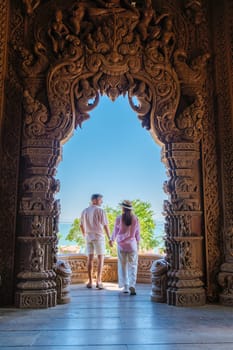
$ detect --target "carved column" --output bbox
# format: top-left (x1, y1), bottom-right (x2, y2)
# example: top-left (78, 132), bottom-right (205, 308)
top-left (162, 142), bottom-right (205, 306)
top-left (15, 139), bottom-right (61, 308)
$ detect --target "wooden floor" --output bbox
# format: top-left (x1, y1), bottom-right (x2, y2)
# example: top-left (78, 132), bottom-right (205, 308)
top-left (0, 283), bottom-right (233, 349)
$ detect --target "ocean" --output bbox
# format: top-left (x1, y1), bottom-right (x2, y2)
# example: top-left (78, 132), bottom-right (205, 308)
top-left (58, 220), bottom-right (165, 251)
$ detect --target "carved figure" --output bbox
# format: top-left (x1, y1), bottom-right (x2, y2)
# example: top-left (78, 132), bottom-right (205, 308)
top-left (180, 241), bottom-right (192, 269)
top-left (75, 79), bottom-right (99, 125)
top-left (174, 49), bottom-right (210, 141)
top-left (56, 260), bottom-right (72, 304)
top-left (185, 0), bottom-right (204, 25)
top-left (48, 10), bottom-right (69, 55)
top-left (23, 0), bottom-right (40, 16)
top-left (69, 4), bottom-right (85, 35)
top-left (23, 90), bottom-right (48, 137)
top-left (137, 0), bottom-right (168, 41)
top-left (137, 0), bottom-right (155, 41)
top-left (150, 258), bottom-right (168, 275)
top-left (128, 81), bottom-right (152, 128)
top-left (174, 49), bottom-right (210, 97)
top-left (161, 17), bottom-right (176, 61)
top-left (30, 241), bottom-right (44, 272)
top-left (175, 177), bottom-right (197, 192)
top-left (31, 216), bottom-right (44, 237)
top-left (21, 42), bottom-right (48, 76)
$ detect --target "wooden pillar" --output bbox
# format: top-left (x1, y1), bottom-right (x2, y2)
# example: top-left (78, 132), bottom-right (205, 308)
top-left (162, 142), bottom-right (205, 306)
top-left (15, 139), bottom-right (61, 308)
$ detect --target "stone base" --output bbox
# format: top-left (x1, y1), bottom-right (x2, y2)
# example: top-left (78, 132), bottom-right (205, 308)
top-left (57, 294), bottom-right (71, 304)
top-left (167, 288), bottom-right (206, 306)
top-left (15, 289), bottom-right (57, 308)
top-left (219, 293), bottom-right (233, 306)
top-left (150, 294), bottom-right (166, 303)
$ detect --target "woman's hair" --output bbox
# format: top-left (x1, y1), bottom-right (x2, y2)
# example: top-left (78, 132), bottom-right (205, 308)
top-left (122, 208), bottom-right (132, 226)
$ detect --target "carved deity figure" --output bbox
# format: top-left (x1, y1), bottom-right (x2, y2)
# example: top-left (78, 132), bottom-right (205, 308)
top-left (180, 241), bottom-right (192, 269)
top-left (137, 0), bottom-right (168, 42)
top-left (69, 4), bottom-right (85, 35)
top-left (31, 215), bottom-right (44, 236)
top-left (128, 81), bottom-right (152, 126)
top-left (137, 0), bottom-right (155, 41)
top-left (174, 49), bottom-right (210, 97)
top-left (75, 79), bottom-right (98, 124)
top-left (161, 17), bottom-right (176, 61)
top-left (30, 241), bottom-right (44, 272)
top-left (23, 90), bottom-right (48, 137)
top-left (48, 10), bottom-right (69, 55)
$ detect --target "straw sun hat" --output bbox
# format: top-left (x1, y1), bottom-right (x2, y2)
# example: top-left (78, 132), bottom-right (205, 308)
top-left (119, 200), bottom-right (133, 210)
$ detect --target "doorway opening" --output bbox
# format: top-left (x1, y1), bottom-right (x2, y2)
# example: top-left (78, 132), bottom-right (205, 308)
top-left (56, 95), bottom-right (167, 256)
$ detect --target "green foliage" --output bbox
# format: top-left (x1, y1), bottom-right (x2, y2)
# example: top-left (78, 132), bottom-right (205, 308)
top-left (131, 199), bottom-right (158, 252)
top-left (65, 218), bottom-right (85, 249)
top-left (65, 199), bottom-right (159, 256)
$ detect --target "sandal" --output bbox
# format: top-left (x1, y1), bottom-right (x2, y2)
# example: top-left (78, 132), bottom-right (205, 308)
top-left (96, 283), bottom-right (104, 290)
top-left (129, 286), bottom-right (136, 295)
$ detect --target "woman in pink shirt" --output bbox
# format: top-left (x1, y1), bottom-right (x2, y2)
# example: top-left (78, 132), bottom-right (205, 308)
top-left (110, 200), bottom-right (140, 295)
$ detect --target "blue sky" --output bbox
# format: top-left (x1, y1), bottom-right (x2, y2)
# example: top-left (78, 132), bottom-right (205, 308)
top-left (56, 95), bottom-right (167, 222)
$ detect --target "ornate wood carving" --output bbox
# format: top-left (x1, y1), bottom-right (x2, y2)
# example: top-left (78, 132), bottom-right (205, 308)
top-left (55, 260), bottom-right (72, 304)
top-left (162, 142), bottom-right (206, 306)
top-left (0, 0), bottom-right (22, 306)
top-left (9, 0), bottom-right (210, 308)
top-left (213, 0), bottom-right (233, 306)
top-left (150, 258), bottom-right (168, 303)
top-left (60, 254), bottom-right (160, 284)
top-left (198, 0), bottom-right (222, 302)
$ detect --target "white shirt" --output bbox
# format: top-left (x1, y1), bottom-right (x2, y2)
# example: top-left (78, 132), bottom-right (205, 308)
top-left (80, 205), bottom-right (108, 240)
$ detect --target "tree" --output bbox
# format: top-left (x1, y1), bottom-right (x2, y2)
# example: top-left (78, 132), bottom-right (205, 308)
top-left (131, 199), bottom-right (158, 252)
top-left (65, 218), bottom-right (85, 251)
top-left (65, 199), bottom-right (159, 256)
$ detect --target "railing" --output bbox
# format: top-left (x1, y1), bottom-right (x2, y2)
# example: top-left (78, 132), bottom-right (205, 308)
top-left (59, 253), bottom-right (162, 284)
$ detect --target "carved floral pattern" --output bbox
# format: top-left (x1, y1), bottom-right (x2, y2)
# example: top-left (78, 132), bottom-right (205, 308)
top-left (214, 0), bottom-right (233, 305)
top-left (61, 254), bottom-right (160, 284)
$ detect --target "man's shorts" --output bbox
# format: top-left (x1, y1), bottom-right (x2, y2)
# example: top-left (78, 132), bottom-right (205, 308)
top-left (86, 235), bottom-right (105, 255)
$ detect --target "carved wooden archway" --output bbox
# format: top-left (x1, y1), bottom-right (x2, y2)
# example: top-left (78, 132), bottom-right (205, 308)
top-left (14, 0), bottom-right (211, 308)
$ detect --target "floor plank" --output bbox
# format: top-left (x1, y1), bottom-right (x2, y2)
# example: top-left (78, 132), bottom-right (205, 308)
top-left (0, 283), bottom-right (232, 350)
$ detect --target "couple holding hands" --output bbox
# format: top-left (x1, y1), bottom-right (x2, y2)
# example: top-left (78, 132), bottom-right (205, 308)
top-left (80, 194), bottom-right (140, 295)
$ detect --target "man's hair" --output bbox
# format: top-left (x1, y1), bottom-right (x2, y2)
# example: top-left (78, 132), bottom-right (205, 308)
top-left (91, 194), bottom-right (103, 201)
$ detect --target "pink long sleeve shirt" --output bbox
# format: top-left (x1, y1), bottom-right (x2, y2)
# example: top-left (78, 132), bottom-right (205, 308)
top-left (111, 214), bottom-right (140, 252)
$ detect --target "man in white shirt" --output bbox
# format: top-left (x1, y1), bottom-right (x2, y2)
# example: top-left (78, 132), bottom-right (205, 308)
top-left (80, 194), bottom-right (111, 289)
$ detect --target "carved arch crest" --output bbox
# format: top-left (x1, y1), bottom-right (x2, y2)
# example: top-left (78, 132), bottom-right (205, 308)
top-left (18, 0), bottom-right (209, 145)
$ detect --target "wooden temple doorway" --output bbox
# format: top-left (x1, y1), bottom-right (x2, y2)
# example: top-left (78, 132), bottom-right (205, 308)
top-left (8, 0), bottom-right (221, 308)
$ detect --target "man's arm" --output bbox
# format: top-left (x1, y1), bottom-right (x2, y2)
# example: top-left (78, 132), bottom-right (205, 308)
top-left (103, 224), bottom-right (111, 240)
top-left (80, 224), bottom-right (86, 237)
top-left (104, 225), bottom-right (113, 247)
